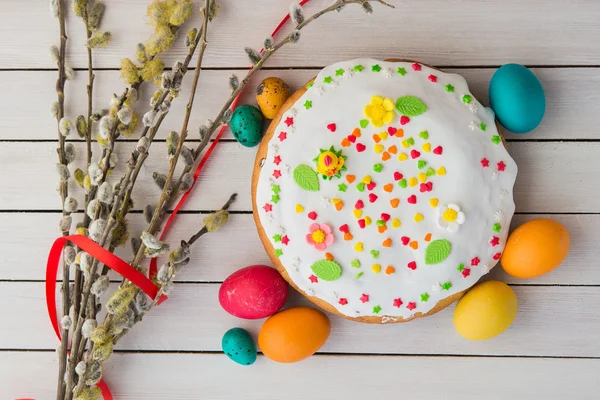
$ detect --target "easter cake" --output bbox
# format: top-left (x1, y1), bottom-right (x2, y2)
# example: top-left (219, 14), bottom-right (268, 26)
top-left (251, 59), bottom-right (518, 323)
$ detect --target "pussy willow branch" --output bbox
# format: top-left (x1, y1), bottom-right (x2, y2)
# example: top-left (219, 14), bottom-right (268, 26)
top-left (71, 1), bottom-right (96, 344)
top-left (71, 12), bottom-right (213, 400)
top-left (53, 1), bottom-right (70, 399)
top-left (129, 0), bottom-right (212, 271)
top-left (99, 17), bottom-right (213, 274)
top-left (111, 192), bottom-right (238, 345)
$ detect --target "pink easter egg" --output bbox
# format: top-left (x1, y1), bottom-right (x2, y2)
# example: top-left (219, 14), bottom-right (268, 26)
top-left (219, 265), bottom-right (288, 319)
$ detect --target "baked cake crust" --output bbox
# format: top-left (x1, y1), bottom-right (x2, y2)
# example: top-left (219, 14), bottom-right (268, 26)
top-left (252, 59), bottom-right (516, 323)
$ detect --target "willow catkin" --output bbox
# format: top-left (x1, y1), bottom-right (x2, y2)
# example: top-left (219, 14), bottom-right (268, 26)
top-left (105, 285), bottom-right (137, 316)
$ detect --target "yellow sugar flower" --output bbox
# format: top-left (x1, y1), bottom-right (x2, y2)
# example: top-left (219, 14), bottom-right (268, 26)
top-left (364, 95), bottom-right (395, 127)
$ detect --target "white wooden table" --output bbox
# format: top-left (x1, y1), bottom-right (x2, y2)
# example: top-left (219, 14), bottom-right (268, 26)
top-left (1, 0), bottom-right (600, 398)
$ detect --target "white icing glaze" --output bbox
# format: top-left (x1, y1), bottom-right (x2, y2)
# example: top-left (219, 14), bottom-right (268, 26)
top-left (255, 59), bottom-right (517, 320)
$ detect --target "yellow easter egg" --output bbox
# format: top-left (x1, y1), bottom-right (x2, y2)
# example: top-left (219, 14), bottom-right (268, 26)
top-left (256, 77), bottom-right (291, 119)
top-left (453, 280), bottom-right (518, 340)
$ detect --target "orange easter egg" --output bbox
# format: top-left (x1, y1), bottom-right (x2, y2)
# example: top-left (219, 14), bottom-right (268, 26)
top-left (258, 307), bottom-right (330, 363)
top-left (501, 218), bottom-right (570, 278)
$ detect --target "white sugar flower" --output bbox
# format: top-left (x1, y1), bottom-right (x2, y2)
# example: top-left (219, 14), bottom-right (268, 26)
top-left (468, 121), bottom-right (479, 131)
top-left (343, 69), bottom-right (354, 79)
top-left (467, 102), bottom-right (479, 113)
top-left (438, 203), bottom-right (466, 232)
top-left (494, 210), bottom-right (504, 223)
top-left (384, 68), bottom-right (394, 78)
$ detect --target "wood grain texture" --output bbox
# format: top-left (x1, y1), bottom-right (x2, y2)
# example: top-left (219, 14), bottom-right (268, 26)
top-left (2, 0), bottom-right (600, 397)
top-left (3, 283), bottom-right (599, 356)
top-left (4, 0), bottom-right (600, 68)
top-left (2, 68), bottom-right (597, 140)
top-left (2, 352), bottom-right (599, 400)
top-left (1, 141), bottom-right (599, 212)
top-left (0, 213), bottom-right (592, 284)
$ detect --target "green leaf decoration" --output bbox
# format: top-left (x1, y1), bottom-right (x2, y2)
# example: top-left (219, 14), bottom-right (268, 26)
top-left (293, 165), bottom-right (319, 192)
top-left (310, 259), bottom-right (342, 281)
top-left (424, 239), bottom-right (452, 265)
top-left (395, 96), bottom-right (428, 117)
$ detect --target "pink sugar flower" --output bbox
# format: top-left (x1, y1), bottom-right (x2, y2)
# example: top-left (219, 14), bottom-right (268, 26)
top-left (305, 223), bottom-right (334, 251)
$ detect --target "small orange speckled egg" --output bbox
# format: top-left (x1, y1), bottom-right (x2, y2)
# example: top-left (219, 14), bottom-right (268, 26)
top-left (258, 306), bottom-right (330, 363)
top-left (256, 77), bottom-right (291, 119)
top-left (501, 218), bottom-right (570, 278)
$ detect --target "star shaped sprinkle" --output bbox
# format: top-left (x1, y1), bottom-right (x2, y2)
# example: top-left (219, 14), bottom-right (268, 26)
top-left (480, 122), bottom-right (487, 131)
top-left (493, 223), bottom-right (502, 232)
top-left (263, 203), bottom-right (272, 212)
top-left (360, 293), bottom-right (369, 303)
top-left (407, 302), bottom-right (417, 311)
top-left (445, 84), bottom-right (454, 92)
top-left (272, 170), bottom-right (281, 179)
top-left (471, 257), bottom-right (480, 266)
top-left (371, 64), bottom-right (382, 72)
top-left (481, 158), bottom-right (490, 167)
top-left (393, 298), bottom-right (403, 308)
top-left (284, 116), bottom-right (294, 126)
top-left (491, 135), bottom-right (501, 144)
top-left (305, 82), bottom-right (314, 89)
top-left (273, 155), bottom-right (281, 165)
top-left (412, 63), bottom-right (421, 71)
top-left (271, 184), bottom-right (280, 194)
top-left (442, 282), bottom-right (452, 291)
top-left (323, 76), bottom-right (333, 84)
top-left (372, 305), bottom-right (382, 314)
top-left (397, 67), bottom-right (407, 76)
top-left (278, 131), bottom-right (287, 141)
top-left (335, 68), bottom-right (345, 76)
top-left (497, 161), bottom-right (506, 171)
top-left (457, 263), bottom-right (465, 272)
top-left (490, 236), bottom-right (500, 246)
top-left (338, 183), bottom-right (347, 192)
top-left (420, 293), bottom-right (430, 302)
top-left (462, 268), bottom-right (471, 278)
top-left (353, 65), bottom-right (364, 72)
top-left (303, 100), bottom-right (312, 109)
top-left (271, 194), bottom-right (280, 204)
top-left (281, 235), bottom-right (290, 245)
top-left (274, 249), bottom-right (283, 257)
top-left (272, 234), bottom-right (282, 242)
top-left (462, 94), bottom-right (473, 104)
top-left (339, 298), bottom-right (348, 305)
top-left (309, 274), bottom-right (318, 283)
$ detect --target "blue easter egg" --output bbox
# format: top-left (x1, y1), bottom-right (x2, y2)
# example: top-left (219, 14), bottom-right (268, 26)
top-left (489, 64), bottom-right (545, 134)
top-left (230, 105), bottom-right (264, 147)
top-left (222, 328), bottom-right (257, 366)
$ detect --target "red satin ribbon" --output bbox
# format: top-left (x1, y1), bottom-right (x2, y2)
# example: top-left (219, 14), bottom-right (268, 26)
top-left (42, 2), bottom-right (310, 399)
top-left (46, 235), bottom-right (168, 400)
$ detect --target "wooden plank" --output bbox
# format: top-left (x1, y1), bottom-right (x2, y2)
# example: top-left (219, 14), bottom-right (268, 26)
top-left (2, 283), bottom-right (599, 357)
top-left (0, 141), bottom-right (599, 212)
top-left (6, 0), bottom-right (600, 68)
top-left (2, 351), bottom-right (598, 400)
top-left (0, 213), bottom-right (591, 284)
top-left (1, 68), bottom-right (596, 141)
